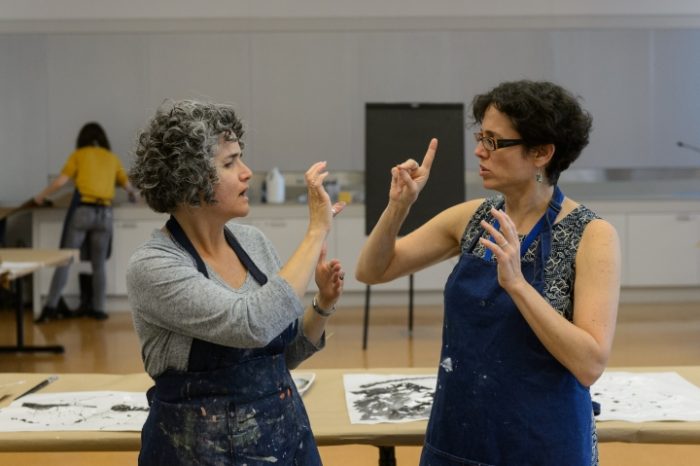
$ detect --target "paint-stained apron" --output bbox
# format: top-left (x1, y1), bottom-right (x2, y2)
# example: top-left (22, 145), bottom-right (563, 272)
top-left (420, 187), bottom-right (594, 466)
top-left (138, 216), bottom-right (321, 466)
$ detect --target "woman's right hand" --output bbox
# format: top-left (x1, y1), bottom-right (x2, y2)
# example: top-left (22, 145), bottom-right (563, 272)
top-left (389, 138), bottom-right (438, 206)
top-left (305, 161), bottom-right (345, 234)
top-left (279, 162), bottom-right (344, 301)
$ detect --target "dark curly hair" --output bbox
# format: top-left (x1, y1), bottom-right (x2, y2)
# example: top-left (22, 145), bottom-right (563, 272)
top-left (471, 80), bottom-right (592, 185)
top-left (130, 100), bottom-right (244, 213)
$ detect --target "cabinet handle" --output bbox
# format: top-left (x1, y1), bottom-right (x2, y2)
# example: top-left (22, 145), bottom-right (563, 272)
top-left (675, 214), bottom-right (692, 222)
top-left (119, 222), bottom-right (138, 229)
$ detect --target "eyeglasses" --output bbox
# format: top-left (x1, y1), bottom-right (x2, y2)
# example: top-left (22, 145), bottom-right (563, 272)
top-left (473, 132), bottom-right (524, 151)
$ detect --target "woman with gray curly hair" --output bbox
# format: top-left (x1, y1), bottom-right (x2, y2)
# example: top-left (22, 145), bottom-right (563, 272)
top-left (126, 100), bottom-right (345, 465)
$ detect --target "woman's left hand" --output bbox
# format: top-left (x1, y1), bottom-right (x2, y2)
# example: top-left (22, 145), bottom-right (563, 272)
top-left (479, 208), bottom-right (526, 291)
top-left (314, 242), bottom-right (344, 310)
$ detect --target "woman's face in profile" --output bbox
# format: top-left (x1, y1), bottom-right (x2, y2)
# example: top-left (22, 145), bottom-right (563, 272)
top-left (211, 138), bottom-right (253, 218)
top-left (475, 105), bottom-right (536, 190)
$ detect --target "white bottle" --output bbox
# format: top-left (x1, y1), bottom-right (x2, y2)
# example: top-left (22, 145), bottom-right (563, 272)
top-left (265, 167), bottom-right (285, 204)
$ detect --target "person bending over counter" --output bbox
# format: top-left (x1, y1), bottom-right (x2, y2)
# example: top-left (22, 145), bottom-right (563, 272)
top-left (34, 122), bottom-right (137, 322)
top-left (126, 100), bottom-right (345, 466)
top-left (356, 80), bottom-right (620, 466)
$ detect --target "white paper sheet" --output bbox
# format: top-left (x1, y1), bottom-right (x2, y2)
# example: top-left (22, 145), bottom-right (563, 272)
top-left (0, 391), bottom-right (148, 432)
top-left (591, 372), bottom-right (700, 422)
top-left (343, 374), bottom-right (436, 424)
top-left (0, 261), bottom-right (40, 276)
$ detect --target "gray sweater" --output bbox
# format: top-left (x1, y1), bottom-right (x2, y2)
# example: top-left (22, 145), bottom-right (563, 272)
top-left (126, 222), bottom-right (324, 378)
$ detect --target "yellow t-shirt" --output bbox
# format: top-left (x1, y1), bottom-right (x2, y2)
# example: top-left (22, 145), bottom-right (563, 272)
top-left (61, 146), bottom-right (128, 205)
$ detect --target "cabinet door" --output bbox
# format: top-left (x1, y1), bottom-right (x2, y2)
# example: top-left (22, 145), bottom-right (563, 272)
top-left (335, 217), bottom-right (419, 292)
top-left (627, 213), bottom-right (700, 286)
top-left (604, 213), bottom-right (628, 286)
top-left (234, 218), bottom-right (323, 266)
top-left (111, 220), bottom-right (163, 294)
top-left (335, 216), bottom-right (460, 293)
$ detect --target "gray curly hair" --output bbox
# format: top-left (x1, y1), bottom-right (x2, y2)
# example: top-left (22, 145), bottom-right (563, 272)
top-left (130, 100), bottom-right (244, 213)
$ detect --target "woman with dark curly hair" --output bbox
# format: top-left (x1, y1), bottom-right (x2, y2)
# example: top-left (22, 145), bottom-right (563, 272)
top-left (126, 100), bottom-right (345, 465)
top-left (356, 80), bottom-right (620, 466)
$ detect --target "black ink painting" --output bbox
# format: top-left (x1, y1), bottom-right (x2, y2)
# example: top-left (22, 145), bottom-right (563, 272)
top-left (343, 374), bottom-right (436, 424)
top-left (0, 391), bottom-right (149, 432)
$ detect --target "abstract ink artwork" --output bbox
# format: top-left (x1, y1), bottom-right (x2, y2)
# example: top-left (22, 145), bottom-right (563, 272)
top-left (591, 372), bottom-right (700, 422)
top-left (343, 374), bottom-right (436, 424)
top-left (0, 391), bottom-right (148, 431)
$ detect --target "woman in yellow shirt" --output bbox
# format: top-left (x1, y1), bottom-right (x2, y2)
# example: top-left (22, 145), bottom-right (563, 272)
top-left (34, 122), bottom-right (137, 322)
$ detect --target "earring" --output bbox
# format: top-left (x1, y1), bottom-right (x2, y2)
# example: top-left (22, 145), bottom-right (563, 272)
top-left (535, 171), bottom-right (543, 183)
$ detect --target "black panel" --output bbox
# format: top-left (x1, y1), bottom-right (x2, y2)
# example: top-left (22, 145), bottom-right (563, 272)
top-left (365, 103), bottom-right (465, 236)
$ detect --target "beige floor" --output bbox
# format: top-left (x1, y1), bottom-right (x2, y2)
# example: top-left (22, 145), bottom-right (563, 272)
top-left (0, 300), bottom-right (699, 465)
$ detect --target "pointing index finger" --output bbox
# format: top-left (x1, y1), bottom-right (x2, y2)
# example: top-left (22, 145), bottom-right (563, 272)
top-left (422, 138), bottom-right (438, 170)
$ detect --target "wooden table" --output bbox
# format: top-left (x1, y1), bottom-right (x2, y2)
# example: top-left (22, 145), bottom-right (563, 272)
top-left (0, 367), bottom-right (699, 455)
top-left (0, 248), bottom-right (78, 353)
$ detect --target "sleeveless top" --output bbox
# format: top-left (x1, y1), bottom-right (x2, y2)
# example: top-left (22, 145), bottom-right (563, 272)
top-left (461, 195), bottom-right (600, 322)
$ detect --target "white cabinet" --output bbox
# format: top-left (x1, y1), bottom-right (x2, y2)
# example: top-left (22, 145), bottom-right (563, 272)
top-left (110, 220), bottom-right (163, 294)
top-left (233, 217), bottom-right (330, 265)
top-left (603, 213), bottom-right (628, 286)
top-left (626, 213), bottom-right (700, 286)
top-left (30, 202), bottom-right (700, 313)
top-left (335, 217), bottom-right (405, 292)
top-left (334, 216), bottom-right (457, 293)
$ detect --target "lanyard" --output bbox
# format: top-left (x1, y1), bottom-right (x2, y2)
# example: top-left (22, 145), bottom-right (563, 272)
top-left (483, 186), bottom-right (564, 261)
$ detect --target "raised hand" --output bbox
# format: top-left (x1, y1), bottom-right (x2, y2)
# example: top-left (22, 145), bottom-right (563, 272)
top-left (479, 207), bottom-right (526, 291)
top-left (389, 138), bottom-right (438, 206)
top-left (305, 161), bottom-right (346, 234)
top-left (314, 242), bottom-right (344, 309)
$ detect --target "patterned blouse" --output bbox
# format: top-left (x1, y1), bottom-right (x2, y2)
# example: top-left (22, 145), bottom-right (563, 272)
top-left (460, 195), bottom-right (600, 322)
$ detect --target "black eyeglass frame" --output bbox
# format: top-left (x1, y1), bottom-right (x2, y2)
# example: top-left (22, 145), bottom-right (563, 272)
top-left (473, 132), bottom-right (525, 151)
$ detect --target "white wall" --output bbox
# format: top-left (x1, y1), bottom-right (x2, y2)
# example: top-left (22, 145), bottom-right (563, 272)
top-left (2, 1), bottom-right (700, 21)
top-left (0, 35), bottom-right (48, 202)
top-left (1, 23), bottom-right (700, 204)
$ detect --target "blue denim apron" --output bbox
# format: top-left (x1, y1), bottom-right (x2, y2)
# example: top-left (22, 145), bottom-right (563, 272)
top-left (138, 216), bottom-right (321, 466)
top-left (420, 187), bottom-right (593, 466)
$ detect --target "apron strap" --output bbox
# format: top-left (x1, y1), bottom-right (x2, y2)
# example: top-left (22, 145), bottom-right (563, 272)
top-left (165, 215), bottom-right (268, 285)
top-left (166, 216), bottom-right (210, 277)
top-left (483, 186), bottom-right (564, 261)
top-left (224, 228), bottom-right (268, 285)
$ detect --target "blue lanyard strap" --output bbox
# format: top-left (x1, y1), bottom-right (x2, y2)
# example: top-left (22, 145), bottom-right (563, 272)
top-left (483, 186), bottom-right (564, 261)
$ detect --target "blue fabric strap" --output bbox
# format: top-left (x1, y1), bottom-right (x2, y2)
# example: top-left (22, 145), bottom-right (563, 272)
top-left (483, 186), bottom-right (564, 261)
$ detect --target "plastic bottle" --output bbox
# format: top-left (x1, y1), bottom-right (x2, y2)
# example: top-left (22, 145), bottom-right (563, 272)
top-left (265, 167), bottom-right (285, 204)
